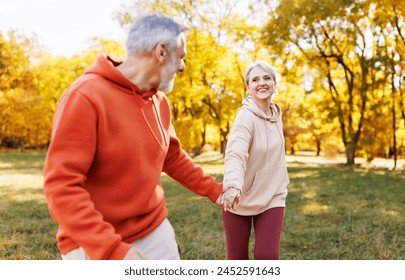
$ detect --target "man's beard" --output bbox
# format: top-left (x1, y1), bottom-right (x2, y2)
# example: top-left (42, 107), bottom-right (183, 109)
top-left (158, 56), bottom-right (177, 93)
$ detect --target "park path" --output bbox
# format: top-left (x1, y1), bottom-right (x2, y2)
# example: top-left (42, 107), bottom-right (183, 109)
top-left (286, 154), bottom-right (404, 170)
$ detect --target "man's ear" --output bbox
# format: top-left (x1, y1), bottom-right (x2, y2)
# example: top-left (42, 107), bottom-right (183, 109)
top-left (155, 43), bottom-right (167, 63)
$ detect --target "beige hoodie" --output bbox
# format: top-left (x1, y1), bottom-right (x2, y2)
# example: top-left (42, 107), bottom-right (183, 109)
top-left (223, 97), bottom-right (289, 215)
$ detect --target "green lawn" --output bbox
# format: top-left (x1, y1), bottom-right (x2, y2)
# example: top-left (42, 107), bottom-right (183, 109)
top-left (0, 151), bottom-right (404, 260)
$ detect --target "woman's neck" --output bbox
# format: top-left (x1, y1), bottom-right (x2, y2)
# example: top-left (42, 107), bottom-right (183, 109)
top-left (253, 97), bottom-right (271, 116)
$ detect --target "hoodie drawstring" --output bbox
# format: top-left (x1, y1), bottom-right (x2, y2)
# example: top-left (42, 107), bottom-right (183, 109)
top-left (133, 90), bottom-right (168, 151)
top-left (152, 95), bottom-right (168, 147)
top-left (265, 118), bottom-right (270, 171)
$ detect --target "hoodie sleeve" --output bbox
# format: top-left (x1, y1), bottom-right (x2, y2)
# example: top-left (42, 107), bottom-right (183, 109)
top-left (223, 109), bottom-right (253, 191)
top-left (162, 124), bottom-right (222, 202)
top-left (43, 89), bottom-right (130, 260)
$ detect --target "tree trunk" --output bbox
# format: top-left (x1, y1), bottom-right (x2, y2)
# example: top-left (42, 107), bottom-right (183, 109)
top-left (290, 145), bottom-right (295, 156)
top-left (316, 139), bottom-right (321, 156)
top-left (391, 79), bottom-right (397, 169)
top-left (345, 143), bottom-right (356, 165)
top-left (200, 124), bottom-right (206, 150)
top-left (221, 139), bottom-right (227, 154)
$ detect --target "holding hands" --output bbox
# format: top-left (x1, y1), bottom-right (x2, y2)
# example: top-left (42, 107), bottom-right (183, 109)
top-left (220, 186), bottom-right (241, 211)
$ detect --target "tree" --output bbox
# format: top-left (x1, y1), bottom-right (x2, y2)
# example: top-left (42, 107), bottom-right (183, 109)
top-left (371, 0), bottom-right (405, 168)
top-left (0, 31), bottom-right (41, 148)
top-left (263, 0), bottom-right (404, 165)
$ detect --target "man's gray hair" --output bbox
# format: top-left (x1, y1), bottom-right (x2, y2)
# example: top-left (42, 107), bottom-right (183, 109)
top-left (244, 60), bottom-right (278, 86)
top-left (126, 13), bottom-right (188, 55)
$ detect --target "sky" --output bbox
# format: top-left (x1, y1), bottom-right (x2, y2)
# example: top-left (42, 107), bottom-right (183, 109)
top-left (0, 0), bottom-right (131, 56)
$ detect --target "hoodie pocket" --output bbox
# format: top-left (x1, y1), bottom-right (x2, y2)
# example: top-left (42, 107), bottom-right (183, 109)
top-left (241, 167), bottom-right (289, 210)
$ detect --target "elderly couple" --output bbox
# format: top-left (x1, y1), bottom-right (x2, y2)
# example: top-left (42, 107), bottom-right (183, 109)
top-left (43, 13), bottom-right (289, 260)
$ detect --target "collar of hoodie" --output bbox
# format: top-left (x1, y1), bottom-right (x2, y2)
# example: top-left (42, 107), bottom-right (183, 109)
top-left (242, 97), bottom-right (280, 123)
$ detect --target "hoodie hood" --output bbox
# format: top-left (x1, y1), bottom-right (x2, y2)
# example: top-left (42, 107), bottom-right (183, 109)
top-left (241, 96), bottom-right (281, 123)
top-left (84, 54), bottom-right (157, 98)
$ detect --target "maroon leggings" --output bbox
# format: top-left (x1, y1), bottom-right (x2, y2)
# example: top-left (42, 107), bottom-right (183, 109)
top-left (222, 207), bottom-right (285, 260)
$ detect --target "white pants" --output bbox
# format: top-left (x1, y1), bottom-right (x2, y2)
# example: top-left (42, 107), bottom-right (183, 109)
top-left (62, 218), bottom-right (180, 260)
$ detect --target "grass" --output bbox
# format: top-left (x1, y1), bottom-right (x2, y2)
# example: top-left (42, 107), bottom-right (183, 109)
top-left (0, 151), bottom-right (404, 260)
top-left (283, 162), bottom-right (404, 259)
top-left (0, 152), bottom-right (57, 259)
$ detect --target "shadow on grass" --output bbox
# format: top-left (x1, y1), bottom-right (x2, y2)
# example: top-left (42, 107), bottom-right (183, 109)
top-left (0, 185), bottom-right (59, 260)
top-left (161, 173), bottom-right (227, 260)
top-left (1, 151), bottom-right (404, 260)
top-left (283, 164), bottom-right (405, 259)
top-left (0, 152), bottom-right (46, 173)
top-left (161, 165), bottom-right (405, 260)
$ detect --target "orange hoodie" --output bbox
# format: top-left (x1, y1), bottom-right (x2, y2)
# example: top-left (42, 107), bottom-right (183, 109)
top-left (43, 54), bottom-right (222, 260)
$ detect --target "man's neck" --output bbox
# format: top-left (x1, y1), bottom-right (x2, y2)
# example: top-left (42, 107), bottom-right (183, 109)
top-left (116, 55), bottom-right (161, 92)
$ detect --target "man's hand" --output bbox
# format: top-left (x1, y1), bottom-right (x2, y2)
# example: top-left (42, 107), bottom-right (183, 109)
top-left (221, 187), bottom-right (241, 211)
top-left (215, 194), bottom-right (223, 207)
top-left (123, 247), bottom-right (148, 260)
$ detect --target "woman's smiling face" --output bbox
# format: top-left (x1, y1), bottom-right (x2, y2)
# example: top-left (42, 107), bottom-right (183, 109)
top-left (247, 66), bottom-right (275, 101)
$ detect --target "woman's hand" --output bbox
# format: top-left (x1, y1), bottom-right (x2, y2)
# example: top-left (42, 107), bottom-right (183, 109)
top-left (221, 187), bottom-right (241, 211)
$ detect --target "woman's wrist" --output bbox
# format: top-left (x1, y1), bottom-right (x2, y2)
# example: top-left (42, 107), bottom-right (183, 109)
top-left (224, 186), bottom-right (241, 193)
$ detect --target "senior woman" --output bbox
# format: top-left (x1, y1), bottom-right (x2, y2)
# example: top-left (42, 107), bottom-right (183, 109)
top-left (221, 60), bottom-right (290, 260)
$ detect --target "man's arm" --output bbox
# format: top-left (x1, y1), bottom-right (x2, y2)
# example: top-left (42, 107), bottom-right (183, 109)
top-left (162, 125), bottom-right (222, 203)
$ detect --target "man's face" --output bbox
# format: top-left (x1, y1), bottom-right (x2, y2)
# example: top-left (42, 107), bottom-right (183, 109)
top-left (158, 34), bottom-right (186, 93)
